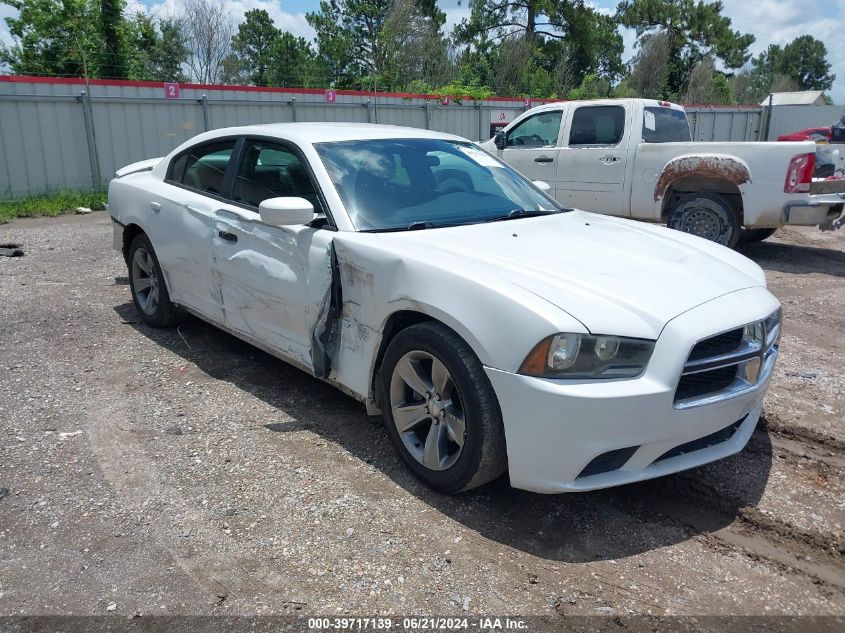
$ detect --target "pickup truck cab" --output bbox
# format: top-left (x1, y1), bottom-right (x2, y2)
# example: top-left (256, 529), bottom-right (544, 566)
top-left (480, 98), bottom-right (845, 246)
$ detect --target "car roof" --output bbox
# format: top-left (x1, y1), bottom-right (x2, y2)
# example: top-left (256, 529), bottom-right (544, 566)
top-left (188, 122), bottom-right (468, 146)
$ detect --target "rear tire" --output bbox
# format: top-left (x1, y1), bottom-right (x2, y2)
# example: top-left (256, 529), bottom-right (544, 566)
top-left (667, 192), bottom-right (740, 248)
top-left (379, 322), bottom-right (507, 493)
top-left (128, 233), bottom-right (179, 328)
top-left (739, 228), bottom-right (777, 243)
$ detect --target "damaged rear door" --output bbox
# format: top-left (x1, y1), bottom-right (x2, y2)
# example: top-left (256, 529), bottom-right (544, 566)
top-left (210, 138), bottom-right (337, 373)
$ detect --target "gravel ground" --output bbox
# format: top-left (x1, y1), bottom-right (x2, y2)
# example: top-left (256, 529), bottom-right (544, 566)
top-left (0, 213), bottom-right (843, 621)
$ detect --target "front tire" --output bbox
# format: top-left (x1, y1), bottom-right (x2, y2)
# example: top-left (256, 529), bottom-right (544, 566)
top-left (128, 233), bottom-right (179, 328)
top-left (380, 322), bottom-right (507, 493)
top-left (667, 192), bottom-right (740, 248)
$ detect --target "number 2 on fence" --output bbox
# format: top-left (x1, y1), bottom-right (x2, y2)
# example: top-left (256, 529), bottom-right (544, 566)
top-left (164, 83), bottom-right (180, 99)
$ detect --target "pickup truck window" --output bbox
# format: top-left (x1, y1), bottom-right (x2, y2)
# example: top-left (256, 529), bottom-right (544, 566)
top-left (642, 107), bottom-right (691, 143)
top-left (506, 111), bottom-right (562, 148)
top-left (569, 106), bottom-right (625, 146)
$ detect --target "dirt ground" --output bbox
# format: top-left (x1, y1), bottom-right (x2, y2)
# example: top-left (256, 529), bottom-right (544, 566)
top-left (0, 213), bottom-right (843, 623)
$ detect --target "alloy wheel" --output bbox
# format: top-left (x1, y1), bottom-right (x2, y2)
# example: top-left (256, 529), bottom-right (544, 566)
top-left (131, 247), bottom-right (160, 316)
top-left (389, 350), bottom-right (466, 471)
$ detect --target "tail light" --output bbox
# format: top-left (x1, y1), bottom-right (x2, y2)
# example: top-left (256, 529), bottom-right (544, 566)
top-left (784, 153), bottom-right (815, 193)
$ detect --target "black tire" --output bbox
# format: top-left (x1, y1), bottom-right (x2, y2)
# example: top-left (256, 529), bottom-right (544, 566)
top-left (666, 192), bottom-right (741, 248)
top-left (739, 228), bottom-right (777, 243)
top-left (127, 233), bottom-right (180, 328)
top-left (379, 322), bottom-right (507, 493)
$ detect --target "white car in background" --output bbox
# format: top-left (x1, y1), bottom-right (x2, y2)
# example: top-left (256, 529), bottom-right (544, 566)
top-left (109, 123), bottom-right (781, 494)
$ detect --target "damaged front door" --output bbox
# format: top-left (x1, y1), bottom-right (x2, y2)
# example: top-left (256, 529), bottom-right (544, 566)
top-left (212, 211), bottom-right (335, 372)
top-left (210, 139), bottom-right (336, 373)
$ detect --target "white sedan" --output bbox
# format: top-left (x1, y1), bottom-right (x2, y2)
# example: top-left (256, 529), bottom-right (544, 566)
top-left (109, 123), bottom-right (781, 494)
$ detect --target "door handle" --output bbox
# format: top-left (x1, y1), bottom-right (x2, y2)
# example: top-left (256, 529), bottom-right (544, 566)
top-left (218, 230), bottom-right (238, 243)
top-left (149, 201), bottom-right (161, 212)
top-left (599, 156), bottom-right (623, 164)
top-left (534, 156), bottom-right (554, 163)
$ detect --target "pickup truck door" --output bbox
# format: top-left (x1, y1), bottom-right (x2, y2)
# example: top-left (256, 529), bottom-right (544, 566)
top-left (553, 104), bottom-right (630, 215)
top-left (210, 138), bottom-right (334, 372)
top-left (494, 109), bottom-right (566, 189)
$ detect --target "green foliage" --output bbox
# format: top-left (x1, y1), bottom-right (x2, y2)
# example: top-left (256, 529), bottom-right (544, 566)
top-left (267, 33), bottom-right (323, 88)
top-left (778, 36), bottom-right (835, 91)
top-left (0, 0), bottom-right (103, 76)
top-left (307, 0), bottom-right (447, 91)
top-left (454, 0), bottom-right (624, 97)
top-left (3, 0), bottom-right (829, 106)
top-left (732, 36), bottom-right (835, 103)
top-left (0, 189), bottom-right (107, 223)
top-left (567, 74), bottom-right (609, 100)
top-left (230, 9), bottom-right (280, 86)
top-left (617, 0), bottom-right (754, 97)
top-left (429, 81), bottom-right (493, 103)
top-left (99, 0), bottom-right (126, 79)
top-left (0, 0), bottom-right (186, 82)
top-left (127, 14), bottom-right (189, 82)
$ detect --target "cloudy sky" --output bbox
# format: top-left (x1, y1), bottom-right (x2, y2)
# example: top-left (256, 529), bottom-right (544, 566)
top-left (1, 0), bottom-right (843, 103)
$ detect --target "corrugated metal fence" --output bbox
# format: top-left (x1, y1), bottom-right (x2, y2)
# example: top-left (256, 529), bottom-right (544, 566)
top-left (0, 76), bottom-right (835, 199)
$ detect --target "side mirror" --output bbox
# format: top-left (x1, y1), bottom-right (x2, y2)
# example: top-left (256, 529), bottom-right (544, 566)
top-left (259, 197), bottom-right (315, 226)
top-left (532, 180), bottom-right (552, 192)
top-left (494, 130), bottom-right (507, 150)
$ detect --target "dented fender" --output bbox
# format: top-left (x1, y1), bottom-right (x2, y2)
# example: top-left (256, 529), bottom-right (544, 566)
top-left (654, 154), bottom-right (751, 201)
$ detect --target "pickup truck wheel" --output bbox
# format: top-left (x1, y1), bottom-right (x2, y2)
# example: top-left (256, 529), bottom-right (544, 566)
top-left (380, 322), bottom-right (507, 493)
top-left (739, 228), bottom-right (777, 243)
top-left (667, 193), bottom-right (740, 247)
top-left (128, 233), bottom-right (179, 328)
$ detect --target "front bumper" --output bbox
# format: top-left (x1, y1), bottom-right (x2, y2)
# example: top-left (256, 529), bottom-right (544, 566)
top-left (782, 192), bottom-right (845, 226)
top-left (487, 286), bottom-right (780, 493)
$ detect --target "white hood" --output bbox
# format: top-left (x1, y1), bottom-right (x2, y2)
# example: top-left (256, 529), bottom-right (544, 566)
top-left (368, 210), bottom-right (766, 340)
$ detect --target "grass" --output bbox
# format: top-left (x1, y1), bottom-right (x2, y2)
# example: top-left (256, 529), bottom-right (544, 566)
top-left (0, 190), bottom-right (108, 224)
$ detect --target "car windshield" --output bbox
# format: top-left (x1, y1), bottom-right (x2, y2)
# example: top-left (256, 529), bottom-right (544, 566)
top-left (314, 138), bottom-right (562, 231)
top-left (642, 107), bottom-right (691, 143)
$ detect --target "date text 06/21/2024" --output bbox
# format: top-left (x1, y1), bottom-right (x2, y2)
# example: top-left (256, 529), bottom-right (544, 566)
top-left (307, 617), bottom-right (528, 630)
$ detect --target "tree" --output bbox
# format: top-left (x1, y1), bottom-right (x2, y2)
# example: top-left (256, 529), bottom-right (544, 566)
top-left (230, 9), bottom-right (280, 86)
top-left (183, 0), bottom-right (234, 84)
top-left (731, 36), bottom-right (834, 103)
top-left (617, 0), bottom-right (754, 98)
top-left (454, 1), bottom-right (624, 97)
top-left (307, 0), bottom-right (446, 89)
top-left (683, 58), bottom-right (733, 104)
top-left (553, 0), bottom-right (624, 84)
top-left (127, 14), bottom-right (190, 82)
top-left (379, 0), bottom-right (451, 91)
top-left (627, 31), bottom-right (669, 98)
top-left (0, 0), bottom-right (104, 77)
top-left (99, 0), bottom-right (126, 79)
top-left (778, 35), bottom-right (835, 91)
top-left (455, 0), bottom-right (559, 44)
top-left (266, 33), bottom-right (322, 87)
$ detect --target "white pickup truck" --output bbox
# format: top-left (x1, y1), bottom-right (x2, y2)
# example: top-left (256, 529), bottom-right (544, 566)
top-left (480, 98), bottom-right (845, 246)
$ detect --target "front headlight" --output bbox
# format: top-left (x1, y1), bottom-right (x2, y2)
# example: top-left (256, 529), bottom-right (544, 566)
top-left (763, 307), bottom-right (781, 349)
top-left (519, 333), bottom-right (655, 379)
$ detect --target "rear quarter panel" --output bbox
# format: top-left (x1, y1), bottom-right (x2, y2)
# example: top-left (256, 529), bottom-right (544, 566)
top-left (630, 141), bottom-right (816, 226)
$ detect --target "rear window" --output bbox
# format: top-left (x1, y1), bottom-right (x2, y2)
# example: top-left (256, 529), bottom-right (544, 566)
top-left (642, 107), bottom-right (691, 143)
top-left (569, 106), bottom-right (625, 146)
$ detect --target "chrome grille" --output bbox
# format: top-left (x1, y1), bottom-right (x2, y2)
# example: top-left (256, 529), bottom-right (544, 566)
top-left (674, 311), bottom-right (781, 410)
